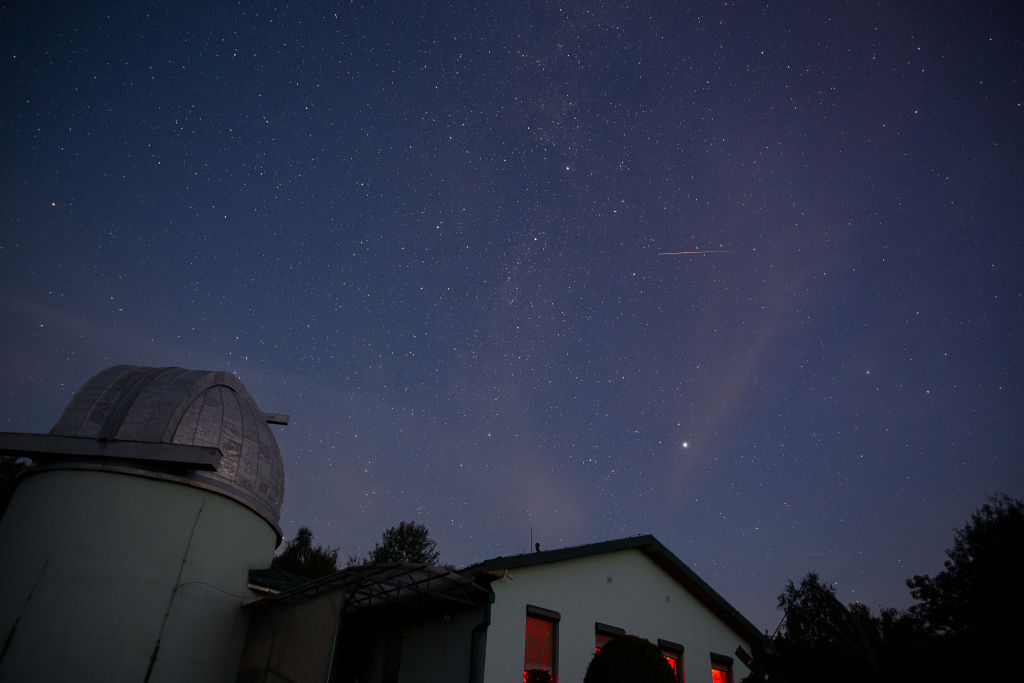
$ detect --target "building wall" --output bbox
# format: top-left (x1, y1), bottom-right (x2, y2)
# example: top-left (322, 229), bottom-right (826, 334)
top-left (0, 469), bottom-right (277, 683)
top-left (397, 608), bottom-right (483, 683)
top-left (238, 592), bottom-right (344, 683)
top-left (482, 550), bottom-right (754, 683)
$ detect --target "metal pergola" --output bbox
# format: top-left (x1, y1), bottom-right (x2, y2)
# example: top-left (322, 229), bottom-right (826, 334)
top-left (246, 561), bottom-right (493, 615)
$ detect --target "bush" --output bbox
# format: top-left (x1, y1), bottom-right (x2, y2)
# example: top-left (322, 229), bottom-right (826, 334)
top-left (584, 635), bottom-right (676, 683)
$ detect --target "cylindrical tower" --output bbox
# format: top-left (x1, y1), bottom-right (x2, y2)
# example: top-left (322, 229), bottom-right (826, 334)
top-left (0, 365), bottom-right (286, 683)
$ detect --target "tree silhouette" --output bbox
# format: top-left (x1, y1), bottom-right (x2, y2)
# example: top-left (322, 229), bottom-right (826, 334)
top-left (271, 527), bottom-right (339, 579)
top-left (356, 520), bottom-right (441, 565)
top-left (773, 573), bottom-right (880, 683)
top-left (770, 495), bottom-right (1024, 682)
top-left (906, 493), bottom-right (1023, 678)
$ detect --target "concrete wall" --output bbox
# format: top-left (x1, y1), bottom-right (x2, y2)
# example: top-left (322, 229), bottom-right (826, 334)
top-left (0, 469), bottom-right (277, 683)
top-left (482, 550), bottom-right (753, 683)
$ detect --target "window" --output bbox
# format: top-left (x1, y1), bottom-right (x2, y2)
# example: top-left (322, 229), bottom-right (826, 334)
top-left (663, 652), bottom-right (682, 682)
top-left (659, 639), bottom-right (684, 683)
top-left (710, 653), bottom-right (733, 683)
top-left (594, 623), bottom-right (625, 654)
top-left (524, 606), bottom-right (559, 683)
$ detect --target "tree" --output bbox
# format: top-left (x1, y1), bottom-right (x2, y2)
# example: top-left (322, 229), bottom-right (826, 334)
top-left (272, 527), bottom-right (339, 579)
top-left (773, 573), bottom-right (880, 683)
top-left (777, 573), bottom-right (846, 645)
top-left (352, 520), bottom-right (441, 566)
top-left (768, 495), bottom-right (1024, 683)
top-left (584, 635), bottom-right (676, 683)
top-left (905, 494), bottom-right (1024, 677)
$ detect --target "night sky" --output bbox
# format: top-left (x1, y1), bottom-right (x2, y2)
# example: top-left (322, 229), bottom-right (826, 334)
top-left (2, 1), bottom-right (1022, 632)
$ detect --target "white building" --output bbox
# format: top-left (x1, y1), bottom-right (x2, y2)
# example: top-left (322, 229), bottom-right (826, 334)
top-left (0, 365), bottom-right (766, 683)
top-left (0, 365), bottom-right (286, 683)
top-left (241, 536), bottom-right (766, 683)
top-left (465, 536), bottom-right (763, 683)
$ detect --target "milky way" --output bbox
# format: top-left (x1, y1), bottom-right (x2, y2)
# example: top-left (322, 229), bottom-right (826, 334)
top-left (2, 1), bottom-right (1022, 630)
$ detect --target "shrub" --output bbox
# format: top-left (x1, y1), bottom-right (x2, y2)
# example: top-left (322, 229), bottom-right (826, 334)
top-left (584, 635), bottom-right (677, 683)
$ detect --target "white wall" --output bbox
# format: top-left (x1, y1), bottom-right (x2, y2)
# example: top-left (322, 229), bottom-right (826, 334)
top-left (238, 591), bottom-right (344, 683)
top-left (0, 469), bottom-right (277, 683)
top-left (482, 550), bottom-right (753, 683)
top-left (398, 609), bottom-right (484, 683)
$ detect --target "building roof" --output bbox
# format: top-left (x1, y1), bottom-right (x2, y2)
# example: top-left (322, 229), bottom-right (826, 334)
top-left (462, 535), bottom-right (767, 648)
top-left (39, 365), bottom-right (285, 531)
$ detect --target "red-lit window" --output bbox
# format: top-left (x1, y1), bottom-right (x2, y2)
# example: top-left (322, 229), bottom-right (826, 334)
top-left (663, 652), bottom-right (683, 682)
top-left (524, 615), bottom-right (555, 683)
top-left (594, 623), bottom-right (625, 655)
top-left (710, 654), bottom-right (732, 683)
top-left (658, 639), bottom-right (684, 682)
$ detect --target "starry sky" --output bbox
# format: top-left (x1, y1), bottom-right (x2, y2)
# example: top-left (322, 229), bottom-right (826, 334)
top-left (2, 1), bottom-right (1022, 632)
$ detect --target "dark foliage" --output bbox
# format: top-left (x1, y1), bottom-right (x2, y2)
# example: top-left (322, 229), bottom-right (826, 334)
top-left (771, 495), bottom-right (1024, 683)
top-left (905, 493), bottom-right (1023, 678)
top-left (271, 527), bottom-right (339, 579)
top-left (772, 573), bottom-right (881, 683)
top-left (352, 520), bottom-right (441, 565)
top-left (907, 493), bottom-right (1024, 636)
top-left (524, 669), bottom-right (553, 683)
top-left (584, 635), bottom-right (676, 683)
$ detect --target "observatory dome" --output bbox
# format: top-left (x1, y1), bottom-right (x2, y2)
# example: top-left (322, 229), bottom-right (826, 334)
top-left (49, 365), bottom-right (284, 530)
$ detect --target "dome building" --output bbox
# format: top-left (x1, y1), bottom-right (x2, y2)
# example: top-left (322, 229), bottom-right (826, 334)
top-left (0, 365), bottom-right (287, 683)
top-left (0, 366), bottom-right (770, 683)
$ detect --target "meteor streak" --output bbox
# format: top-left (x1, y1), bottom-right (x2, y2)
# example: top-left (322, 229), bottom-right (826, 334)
top-left (658, 250), bottom-right (737, 255)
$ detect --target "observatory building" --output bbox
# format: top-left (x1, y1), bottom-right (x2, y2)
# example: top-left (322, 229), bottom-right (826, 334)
top-left (0, 366), bottom-right (767, 683)
top-left (0, 365), bottom-right (286, 683)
